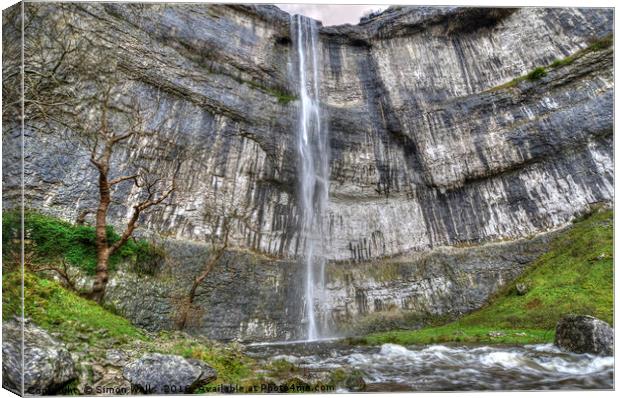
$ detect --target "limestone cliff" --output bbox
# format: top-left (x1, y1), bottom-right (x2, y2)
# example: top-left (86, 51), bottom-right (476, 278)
top-left (2, 4), bottom-right (613, 341)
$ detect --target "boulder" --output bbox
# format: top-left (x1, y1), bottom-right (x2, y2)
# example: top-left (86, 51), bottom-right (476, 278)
top-left (123, 353), bottom-right (217, 394)
top-left (2, 319), bottom-right (76, 395)
top-left (554, 315), bottom-right (614, 356)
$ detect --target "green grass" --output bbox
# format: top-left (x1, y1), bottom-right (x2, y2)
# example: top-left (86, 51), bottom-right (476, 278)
top-left (2, 271), bottom-right (258, 384)
top-left (2, 272), bottom-right (146, 344)
top-left (362, 207), bottom-right (613, 346)
top-left (167, 339), bottom-right (254, 385)
top-left (549, 35), bottom-right (613, 69)
top-left (490, 34), bottom-right (613, 91)
top-left (362, 327), bottom-right (552, 345)
top-left (242, 79), bottom-right (297, 105)
top-left (2, 210), bottom-right (164, 275)
top-left (2, 211), bottom-right (259, 385)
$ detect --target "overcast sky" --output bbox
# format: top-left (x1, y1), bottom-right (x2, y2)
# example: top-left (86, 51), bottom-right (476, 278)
top-left (276, 4), bottom-right (389, 26)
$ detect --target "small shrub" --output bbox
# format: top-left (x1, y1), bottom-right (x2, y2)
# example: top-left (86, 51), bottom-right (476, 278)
top-left (526, 67), bottom-right (546, 81)
top-left (276, 93), bottom-right (297, 105)
top-left (587, 35), bottom-right (613, 51)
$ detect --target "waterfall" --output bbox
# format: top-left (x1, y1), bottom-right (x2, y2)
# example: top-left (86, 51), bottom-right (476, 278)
top-left (291, 15), bottom-right (329, 341)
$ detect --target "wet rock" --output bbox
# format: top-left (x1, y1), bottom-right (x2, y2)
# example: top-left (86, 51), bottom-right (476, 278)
top-left (2, 319), bottom-right (77, 395)
top-left (343, 372), bottom-right (367, 392)
top-left (123, 353), bottom-right (217, 394)
top-left (554, 315), bottom-right (613, 356)
top-left (330, 368), bottom-right (367, 392)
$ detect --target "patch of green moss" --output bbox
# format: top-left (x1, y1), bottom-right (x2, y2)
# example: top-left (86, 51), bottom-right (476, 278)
top-left (243, 80), bottom-right (297, 105)
top-left (525, 66), bottom-right (546, 81)
top-left (363, 207), bottom-right (613, 345)
top-left (549, 34), bottom-right (613, 70)
top-left (2, 210), bottom-right (164, 275)
top-left (362, 326), bottom-right (551, 345)
top-left (264, 359), bottom-right (299, 380)
top-left (166, 339), bottom-right (255, 385)
top-left (489, 34), bottom-right (613, 92)
top-left (586, 34), bottom-right (613, 51)
top-left (2, 272), bottom-right (146, 344)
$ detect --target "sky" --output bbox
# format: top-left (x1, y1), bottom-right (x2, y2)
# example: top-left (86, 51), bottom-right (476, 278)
top-left (275, 4), bottom-right (389, 26)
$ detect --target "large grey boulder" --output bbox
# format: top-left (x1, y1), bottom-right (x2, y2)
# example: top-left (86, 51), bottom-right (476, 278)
top-left (554, 315), bottom-right (614, 356)
top-left (123, 353), bottom-right (217, 394)
top-left (2, 319), bottom-right (76, 395)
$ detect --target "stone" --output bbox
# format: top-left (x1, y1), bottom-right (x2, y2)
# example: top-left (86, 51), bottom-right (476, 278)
top-left (90, 364), bottom-right (106, 383)
top-left (343, 372), bottom-right (367, 392)
top-left (104, 349), bottom-right (128, 367)
top-left (515, 283), bottom-right (529, 296)
top-left (89, 370), bottom-right (132, 396)
top-left (2, 319), bottom-right (77, 395)
top-left (122, 353), bottom-right (217, 394)
top-left (554, 315), bottom-right (613, 356)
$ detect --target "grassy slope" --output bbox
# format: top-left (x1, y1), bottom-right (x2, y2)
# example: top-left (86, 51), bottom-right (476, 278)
top-left (2, 271), bottom-right (256, 386)
top-left (362, 208), bottom-right (613, 345)
top-left (3, 272), bottom-right (146, 342)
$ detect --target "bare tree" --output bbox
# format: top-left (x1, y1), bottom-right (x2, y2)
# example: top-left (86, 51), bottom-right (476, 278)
top-left (19, 3), bottom-right (185, 302)
top-left (85, 94), bottom-right (182, 302)
top-left (175, 216), bottom-right (232, 330)
top-left (175, 174), bottom-right (257, 330)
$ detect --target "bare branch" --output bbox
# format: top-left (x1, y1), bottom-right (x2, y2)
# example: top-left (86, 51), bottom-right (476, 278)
top-left (109, 174), bottom-right (138, 186)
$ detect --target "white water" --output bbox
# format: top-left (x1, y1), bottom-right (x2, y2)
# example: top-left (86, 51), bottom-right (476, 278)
top-left (291, 15), bottom-right (329, 341)
top-left (246, 342), bottom-right (614, 391)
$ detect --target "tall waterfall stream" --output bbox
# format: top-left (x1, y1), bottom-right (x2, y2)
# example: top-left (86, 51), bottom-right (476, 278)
top-left (292, 15), bottom-right (329, 341)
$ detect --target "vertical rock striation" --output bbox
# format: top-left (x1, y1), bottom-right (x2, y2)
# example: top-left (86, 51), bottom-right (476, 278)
top-left (2, 4), bottom-right (613, 340)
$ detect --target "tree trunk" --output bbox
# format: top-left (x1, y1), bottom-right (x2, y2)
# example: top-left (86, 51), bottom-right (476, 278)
top-left (90, 248), bottom-right (110, 302)
top-left (177, 248), bottom-right (226, 329)
top-left (90, 168), bottom-right (111, 303)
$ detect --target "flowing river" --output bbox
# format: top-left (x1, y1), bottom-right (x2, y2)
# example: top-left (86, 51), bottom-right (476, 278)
top-left (246, 340), bottom-right (613, 391)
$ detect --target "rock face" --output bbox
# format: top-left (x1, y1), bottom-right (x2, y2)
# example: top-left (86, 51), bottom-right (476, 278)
top-left (123, 353), bottom-right (217, 394)
top-left (3, 4), bottom-right (613, 260)
top-left (104, 230), bottom-right (555, 340)
top-left (104, 240), bottom-right (307, 341)
top-left (2, 4), bottom-right (614, 340)
top-left (554, 315), bottom-right (614, 356)
top-left (2, 319), bottom-right (77, 395)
